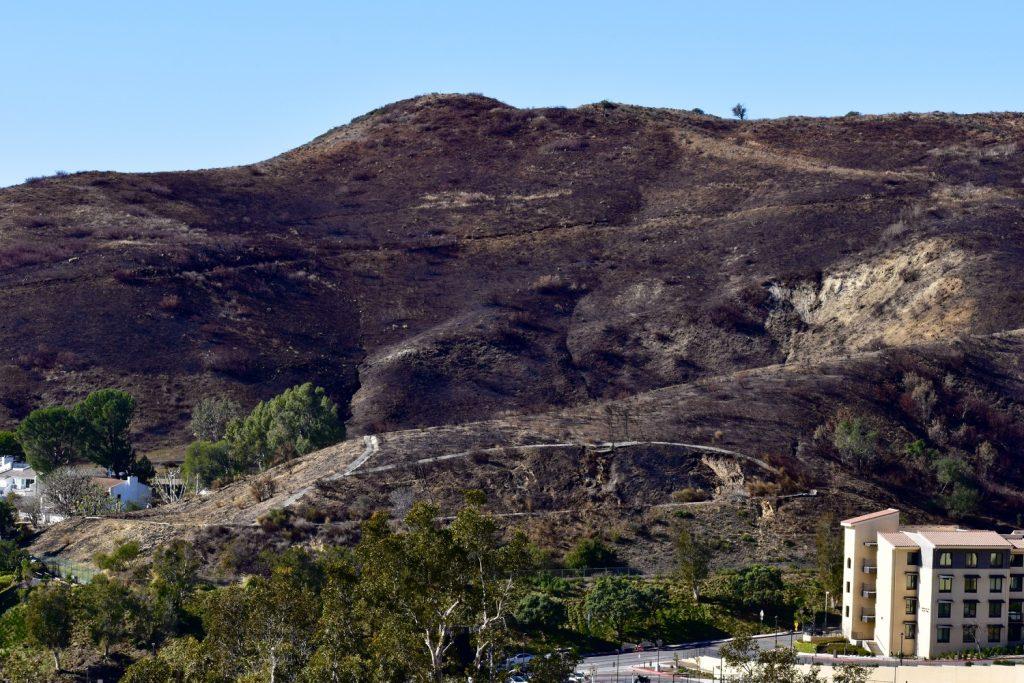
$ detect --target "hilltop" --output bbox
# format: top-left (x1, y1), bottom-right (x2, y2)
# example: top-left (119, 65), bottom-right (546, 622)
top-left (4, 94), bottom-right (1024, 568)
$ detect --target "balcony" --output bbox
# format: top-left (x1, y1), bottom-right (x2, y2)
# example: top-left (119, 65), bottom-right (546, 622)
top-left (861, 584), bottom-right (877, 598)
top-left (862, 562), bottom-right (877, 574)
top-left (863, 541), bottom-right (878, 548)
top-left (861, 613), bottom-right (876, 622)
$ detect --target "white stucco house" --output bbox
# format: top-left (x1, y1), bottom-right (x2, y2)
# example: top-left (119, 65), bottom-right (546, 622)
top-left (91, 475), bottom-right (152, 510)
top-left (0, 456), bottom-right (37, 496)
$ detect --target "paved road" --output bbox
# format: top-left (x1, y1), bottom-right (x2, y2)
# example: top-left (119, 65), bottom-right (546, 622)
top-left (577, 632), bottom-right (797, 681)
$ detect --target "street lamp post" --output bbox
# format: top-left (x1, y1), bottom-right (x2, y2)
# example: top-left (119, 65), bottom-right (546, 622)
top-left (775, 616), bottom-right (779, 647)
top-left (823, 591), bottom-right (831, 630)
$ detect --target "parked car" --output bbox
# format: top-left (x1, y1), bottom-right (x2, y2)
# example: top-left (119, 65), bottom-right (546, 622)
top-left (508, 675), bottom-right (530, 683)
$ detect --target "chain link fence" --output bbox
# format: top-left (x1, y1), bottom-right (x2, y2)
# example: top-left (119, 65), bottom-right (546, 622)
top-left (36, 556), bottom-right (99, 583)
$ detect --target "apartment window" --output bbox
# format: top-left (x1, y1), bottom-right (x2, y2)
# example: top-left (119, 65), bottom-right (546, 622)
top-left (908, 551), bottom-right (921, 566)
top-left (937, 625), bottom-right (951, 643)
top-left (964, 601), bottom-right (978, 618)
top-left (990, 600), bottom-right (1003, 618)
top-left (939, 575), bottom-right (953, 593)
top-left (906, 573), bottom-right (918, 590)
top-left (905, 597), bottom-right (917, 615)
top-left (938, 601), bottom-right (952, 618)
top-left (1011, 599), bottom-right (1023, 622)
top-left (963, 625), bottom-right (977, 643)
top-left (991, 553), bottom-right (1005, 568)
top-left (845, 605), bottom-right (850, 618)
top-left (939, 552), bottom-right (952, 567)
top-left (847, 557), bottom-right (851, 569)
top-left (903, 622), bottom-right (916, 640)
top-left (1011, 554), bottom-right (1023, 568)
top-left (965, 576), bottom-right (979, 593)
top-left (1011, 575), bottom-right (1023, 592)
top-left (846, 581), bottom-right (851, 594)
top-left (991, 576), bottom-right (1005, 592)
top-left (988, 625), bottom-right (1003, 643)
top-left (966, 552), bottom-right (979, 568)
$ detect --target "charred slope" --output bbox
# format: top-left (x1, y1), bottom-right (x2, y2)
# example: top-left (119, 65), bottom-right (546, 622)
top-left (30, 331), bottom-right (1024, 573)
top-left (2, 95), bottom-right (1024, 454)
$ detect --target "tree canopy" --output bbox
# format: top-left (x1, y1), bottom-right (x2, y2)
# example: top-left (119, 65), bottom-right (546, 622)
top-left (225, 383), bottom-right (345, 471)
top-left (73, 388), bottom-right (137, 475)
top-left (0, 430), bottom-right (23, 459)
top-left (16, 407), bottom-right (84, 475)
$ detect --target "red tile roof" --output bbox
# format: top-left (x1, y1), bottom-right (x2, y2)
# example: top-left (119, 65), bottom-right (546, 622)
top-left (878, 531), bottom-right (919, 548)
top-left (90, 477), bottom-right (124, 490)
top-left (841, 508), bottom-right (900, 527)
top-left (914, 530), bottom-right (1011, 548)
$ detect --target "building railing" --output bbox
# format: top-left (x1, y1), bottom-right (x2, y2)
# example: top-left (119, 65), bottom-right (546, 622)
top-left (862, 562), bottom-right (877, 574)
top-left (861, 612), bottom-right (876, 622)
top-left (861, 584), bottom-right (876, 598)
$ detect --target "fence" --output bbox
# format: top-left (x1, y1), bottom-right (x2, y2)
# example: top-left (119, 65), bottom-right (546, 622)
top-left (36, 556), bottom-right (99, 584)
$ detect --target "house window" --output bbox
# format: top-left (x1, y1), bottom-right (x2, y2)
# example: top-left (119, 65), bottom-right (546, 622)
top-left (938, 601), bottom-right (952, 618)
top-left (937, 626), bottom-right (951, 643)
top-left (905, 598), bottom-right (917, 614)
top-left (990, 601), bottom-right (1003, 618)
top-left (939, 552), bottom-right (952, 567)
top-left (991, 553), bottom-right (1005, 568)
top-left (1011, 575), bottom-right (1023, 592)
top-left (964, 601), bottom-right (978, 618)
top-left (906, 573), bottom-right (918, 590)
top-left (939, 575), bottom-right (953, 593)
top-left (965, 576), bottom-right (978, 593)
top-left (903, 622), bottom-right (916, 640)
top-left (992, 576), bottom-right (1005, 592)
top-left (963, 625), bottom-right (977, 643)
top-left (988, 625), bottom-right (1003, 643)
top-left (966, 552), bottom-right (978, 568)
top-left (908, 552), bottom-right (921, 566)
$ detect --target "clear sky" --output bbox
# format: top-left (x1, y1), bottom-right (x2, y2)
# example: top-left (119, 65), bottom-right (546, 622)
top-left (2, 1), bottom-right (1022, 188)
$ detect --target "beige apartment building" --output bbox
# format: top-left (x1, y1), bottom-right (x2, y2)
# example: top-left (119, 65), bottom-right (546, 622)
top-left (841, 508), bottom-right (1024, 658)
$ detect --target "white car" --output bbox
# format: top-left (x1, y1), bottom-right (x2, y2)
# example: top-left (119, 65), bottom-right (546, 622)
top-left (508, 676), bottom-right (529, 683)
top-left (503, 652), bottom-right (535, 668)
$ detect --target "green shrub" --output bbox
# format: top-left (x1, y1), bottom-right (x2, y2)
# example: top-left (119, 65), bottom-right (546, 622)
top-left (182, 440), bottom-right (232, 488)
top-left (563, 538), bottom-right (620, 570)
top-left (671, 487), bottom-right (710, 503)
top-left (258, 508), bottom-right (292, 532)
top-left (94, 540), bottom-right (141, 572)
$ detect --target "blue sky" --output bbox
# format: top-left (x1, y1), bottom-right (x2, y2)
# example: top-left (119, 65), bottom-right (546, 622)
top-left (2, 1), bottom-right (1022, 187)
